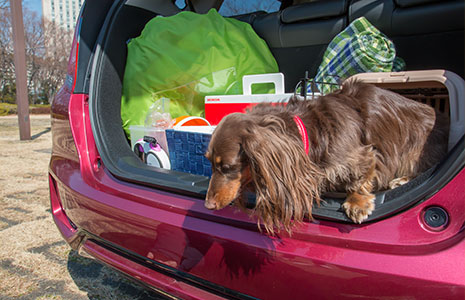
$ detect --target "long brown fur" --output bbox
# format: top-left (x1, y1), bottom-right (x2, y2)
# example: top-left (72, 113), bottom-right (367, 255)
top-left (204, 81), bottom-right (448, 235)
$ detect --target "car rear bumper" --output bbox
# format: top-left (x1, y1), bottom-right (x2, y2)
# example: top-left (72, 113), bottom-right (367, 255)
top-left (81, 238), bottom-right (226, 300)
top-left (49, 162), bottom-right (465, 300)
top-left (49, 173), bottom-right (243, 300)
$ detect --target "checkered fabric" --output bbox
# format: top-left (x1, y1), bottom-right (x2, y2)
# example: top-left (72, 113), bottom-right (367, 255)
top-left (311, 17), bottom-right (406, 94)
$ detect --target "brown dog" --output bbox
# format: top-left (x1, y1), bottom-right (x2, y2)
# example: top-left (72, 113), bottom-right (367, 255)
top-left (204, 81), bottom-right (447, 234)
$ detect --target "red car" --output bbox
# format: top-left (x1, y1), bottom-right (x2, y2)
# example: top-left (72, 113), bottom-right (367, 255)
top-left (49, 0), bottom-right (465, 299)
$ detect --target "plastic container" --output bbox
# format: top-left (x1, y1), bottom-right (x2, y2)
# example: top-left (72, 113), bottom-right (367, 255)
top-left (350, 70), bottom-right (464, 151)
top-left (165, 126), bottom-right (215, 177)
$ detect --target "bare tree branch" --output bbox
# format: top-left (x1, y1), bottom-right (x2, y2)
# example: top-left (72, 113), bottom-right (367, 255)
top-left (0, 0), bottom-right (8, 10)
top-left (0, 3), bottom-right (73, 104)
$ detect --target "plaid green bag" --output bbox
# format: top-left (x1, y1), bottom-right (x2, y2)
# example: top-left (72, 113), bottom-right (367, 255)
top-left (311, 17), bottom-right (405, 94)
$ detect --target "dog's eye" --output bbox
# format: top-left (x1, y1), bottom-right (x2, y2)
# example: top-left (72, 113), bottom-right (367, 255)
top-left (223, 164), bottom-right (242, 174)
top-left (221, 164), bottom-right (240, 174)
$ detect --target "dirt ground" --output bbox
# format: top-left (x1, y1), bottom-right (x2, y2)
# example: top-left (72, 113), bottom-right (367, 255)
top-left (0, 115), bottom-right (164, 300)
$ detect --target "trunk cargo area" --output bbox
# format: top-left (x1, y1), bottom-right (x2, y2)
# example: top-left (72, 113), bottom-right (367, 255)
top-left (87, 0), bottom-right (464, 222)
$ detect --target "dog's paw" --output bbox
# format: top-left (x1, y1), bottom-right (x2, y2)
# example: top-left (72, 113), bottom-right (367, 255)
top-left (342, 193), bottom-right (375, 224)
top-left (389, 176), bottom-right (410, 189)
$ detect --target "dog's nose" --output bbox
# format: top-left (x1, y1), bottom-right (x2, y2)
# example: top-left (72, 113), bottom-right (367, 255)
top-left (204, 200), bottom-right (217, 210)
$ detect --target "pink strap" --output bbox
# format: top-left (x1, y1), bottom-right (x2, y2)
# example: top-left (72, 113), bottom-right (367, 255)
top-left (293, 115), bottom-right (309, 155)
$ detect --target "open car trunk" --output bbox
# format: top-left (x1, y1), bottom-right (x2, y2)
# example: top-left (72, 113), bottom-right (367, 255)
top-left (87, 0), bottom-right (464, 223)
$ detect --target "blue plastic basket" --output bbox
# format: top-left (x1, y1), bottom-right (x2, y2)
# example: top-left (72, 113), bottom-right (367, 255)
top-left (165, 129), bottom-right (212, 177)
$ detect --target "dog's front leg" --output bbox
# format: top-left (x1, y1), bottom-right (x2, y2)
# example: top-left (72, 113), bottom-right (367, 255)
top-left (342, 190), bottom-right (375, 224)
top-left (388, 176), bottom-right (410, 189)
top-left (342, 150), bottom-right (376, 224)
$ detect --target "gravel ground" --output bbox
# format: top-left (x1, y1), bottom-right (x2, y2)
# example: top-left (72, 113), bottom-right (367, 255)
top-left (0, 115), bottom-right (164, 300)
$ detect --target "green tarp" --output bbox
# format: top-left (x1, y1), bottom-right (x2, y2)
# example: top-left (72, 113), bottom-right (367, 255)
top-left (121, 9), bottom-right (278, 136)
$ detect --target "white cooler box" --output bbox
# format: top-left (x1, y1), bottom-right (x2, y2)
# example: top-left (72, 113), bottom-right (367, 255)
top-left (205, 73), bottom-right (296, 125)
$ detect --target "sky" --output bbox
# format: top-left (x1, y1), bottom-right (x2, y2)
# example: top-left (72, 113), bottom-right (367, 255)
top-left (24, 0), bottom-right (42, 17)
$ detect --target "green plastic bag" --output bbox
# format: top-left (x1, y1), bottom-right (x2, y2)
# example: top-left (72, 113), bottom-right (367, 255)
top-left (121, 9), bottom-right (279, 136)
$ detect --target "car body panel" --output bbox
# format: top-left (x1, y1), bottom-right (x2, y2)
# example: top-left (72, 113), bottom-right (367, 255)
top-left (48, 92), bottom-right (465, 299)
top-left (49, 1), bottom-right (465, 298)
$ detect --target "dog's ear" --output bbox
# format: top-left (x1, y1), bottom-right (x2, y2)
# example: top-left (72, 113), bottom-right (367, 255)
top-left (241, 116), bottom-right (321, 235)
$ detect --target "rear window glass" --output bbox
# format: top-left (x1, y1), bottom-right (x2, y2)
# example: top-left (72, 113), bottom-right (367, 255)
top-left (174, 0), bottom-right (186, 9)
top-left (219, 0), bottom-right (280, 16)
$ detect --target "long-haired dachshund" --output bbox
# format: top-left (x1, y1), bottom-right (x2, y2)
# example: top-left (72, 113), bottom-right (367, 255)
top-left (204, 81), bottom-right (447, 234)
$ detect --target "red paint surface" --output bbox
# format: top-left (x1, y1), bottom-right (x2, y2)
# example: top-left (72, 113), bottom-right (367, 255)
top-left (205, 103), bottom-right (254, 125)
top-left (49, 92), bottom-right (465, 299)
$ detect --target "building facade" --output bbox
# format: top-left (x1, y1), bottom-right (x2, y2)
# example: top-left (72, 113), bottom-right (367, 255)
top-left (42, 0), bottom-right (83, 31)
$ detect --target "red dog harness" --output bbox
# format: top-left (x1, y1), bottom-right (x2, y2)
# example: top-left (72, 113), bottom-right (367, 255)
top-left (293, 115), bottom-right (309, 155)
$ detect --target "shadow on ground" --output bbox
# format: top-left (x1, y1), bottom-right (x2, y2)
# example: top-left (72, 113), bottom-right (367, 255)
top-left (67, 250), bottom-right (166, 300)
top-left (31, 127), bottom-right (51, 140)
